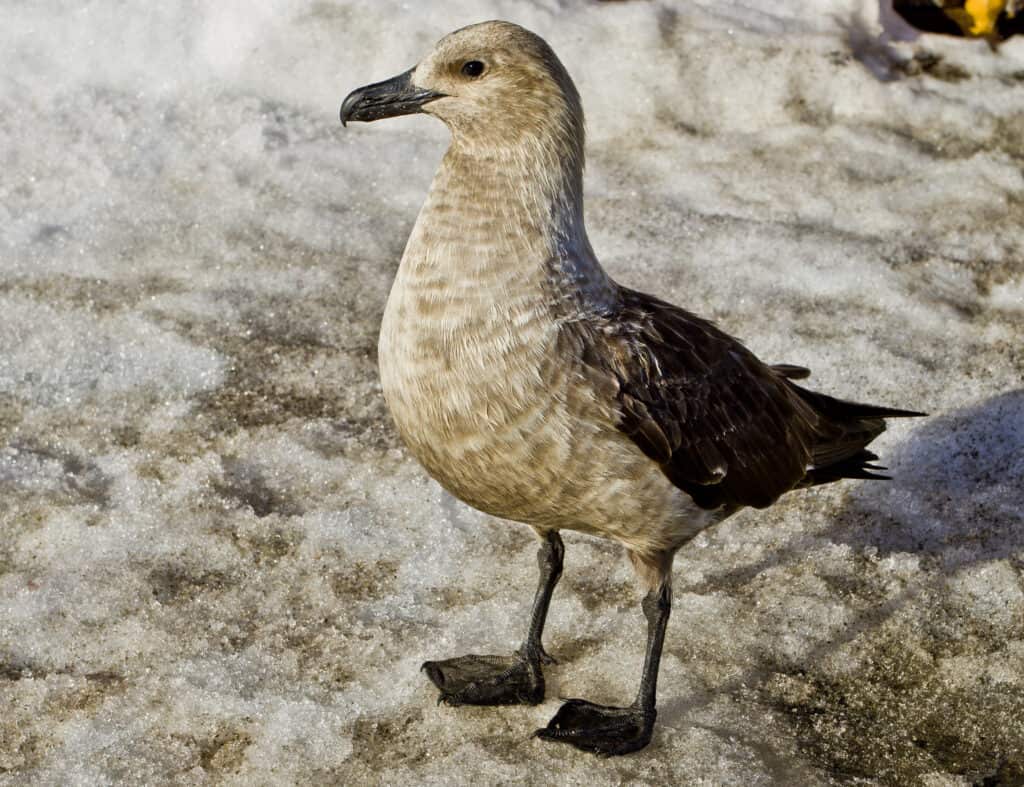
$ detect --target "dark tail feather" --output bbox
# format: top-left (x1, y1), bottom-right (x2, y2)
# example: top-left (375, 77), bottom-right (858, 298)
top-left (772, 364), bottom-right (811, 380)
top-left (787, 383), bottom-right (925, 488)
top-left (805, 449), bottom-right (892, 485)
top-left (789, 384), bottom-right (927, 420)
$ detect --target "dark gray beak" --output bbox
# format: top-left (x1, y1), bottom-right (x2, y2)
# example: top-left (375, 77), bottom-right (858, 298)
top-left (340, 68), bottom-right (446, 127)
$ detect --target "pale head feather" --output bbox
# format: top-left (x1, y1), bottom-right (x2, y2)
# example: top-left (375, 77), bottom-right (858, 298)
top-left (411, 21), bottom-right (584, 173)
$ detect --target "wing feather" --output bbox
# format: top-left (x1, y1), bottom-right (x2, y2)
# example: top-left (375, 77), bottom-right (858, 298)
top-left (578, 286), bottom-right (923, 510)
top-left (586, 288), bottom-right (822, 509)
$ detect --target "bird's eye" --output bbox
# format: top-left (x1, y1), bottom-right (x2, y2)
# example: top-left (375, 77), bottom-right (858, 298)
top-left (461, 60), bottom-right (486, 78)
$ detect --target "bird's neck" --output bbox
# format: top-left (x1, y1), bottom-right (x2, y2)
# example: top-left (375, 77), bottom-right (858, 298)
top-left (403, 136), bottom-right (616, 313)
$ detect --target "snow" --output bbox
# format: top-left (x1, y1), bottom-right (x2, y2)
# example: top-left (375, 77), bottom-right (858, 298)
top-left (2, 1), bottom-right (1023, 784)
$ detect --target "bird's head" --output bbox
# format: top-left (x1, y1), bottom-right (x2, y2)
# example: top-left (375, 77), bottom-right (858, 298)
top-left (341, 21), bottom-right (583, 154)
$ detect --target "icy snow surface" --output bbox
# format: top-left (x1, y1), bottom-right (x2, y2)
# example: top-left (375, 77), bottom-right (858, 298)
top-left (2, 1), bottom-right (1023, 784)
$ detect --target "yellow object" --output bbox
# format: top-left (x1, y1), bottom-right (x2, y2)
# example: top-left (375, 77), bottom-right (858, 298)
top-left (894, 0), bottom-right (1021, 43)
top-left (961, 0), bottom-right (1004, 35)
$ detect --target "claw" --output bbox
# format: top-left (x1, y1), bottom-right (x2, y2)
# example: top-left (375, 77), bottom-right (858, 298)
top-left (517, 644), bottom-right (558, 667)
top-left (538, 648), bottom-right (558, 666)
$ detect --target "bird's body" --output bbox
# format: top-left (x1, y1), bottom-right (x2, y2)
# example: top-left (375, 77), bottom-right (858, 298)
top-left (341, 20), bottom-right (923, 755)
top-left (379, 146), bottom-right (720, 555)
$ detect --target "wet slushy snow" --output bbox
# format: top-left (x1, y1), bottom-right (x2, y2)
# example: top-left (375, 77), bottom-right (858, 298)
top-left (1, 1), bottom-right (1022, 784)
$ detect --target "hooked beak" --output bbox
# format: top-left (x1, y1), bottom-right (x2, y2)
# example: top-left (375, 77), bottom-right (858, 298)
top-left (340, 68), bottom-right (446, 127)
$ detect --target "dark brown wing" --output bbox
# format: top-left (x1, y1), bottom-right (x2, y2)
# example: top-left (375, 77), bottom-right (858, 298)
top-left (584, 287), bottom-right (920, 510)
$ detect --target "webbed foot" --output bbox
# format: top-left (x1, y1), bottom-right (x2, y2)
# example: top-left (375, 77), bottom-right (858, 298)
top-left (533, 699), bottom-right (655, 756)
top-left (422, 653), bottom-right (545, 706)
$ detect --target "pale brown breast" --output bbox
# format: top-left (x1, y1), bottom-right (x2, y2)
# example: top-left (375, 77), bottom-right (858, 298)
top-left (378, 260), bottom-right (574, 521)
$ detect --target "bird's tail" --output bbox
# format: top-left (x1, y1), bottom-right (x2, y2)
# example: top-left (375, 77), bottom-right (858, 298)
top-left (787, 383), bottom-right (926, 487)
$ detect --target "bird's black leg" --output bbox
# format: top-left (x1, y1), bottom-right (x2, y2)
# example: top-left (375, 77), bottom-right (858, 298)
top-left (534, 582), bottom-right (671, 756)
top-left (422, 530), bottom-right (564, 706)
